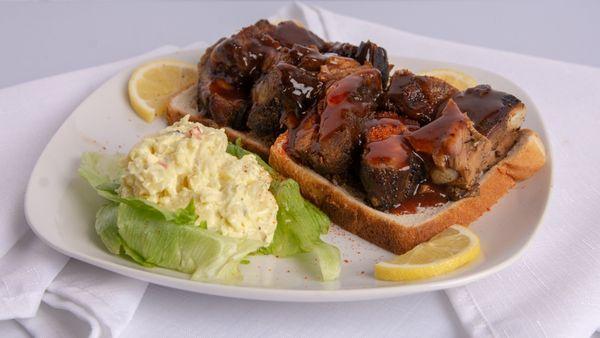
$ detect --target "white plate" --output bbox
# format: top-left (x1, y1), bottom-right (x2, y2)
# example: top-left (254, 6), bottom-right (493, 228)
top-left (25, 49), bottom-right (552, 302)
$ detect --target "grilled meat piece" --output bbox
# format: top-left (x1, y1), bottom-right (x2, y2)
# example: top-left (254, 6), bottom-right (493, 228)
top-left (277, 63), bottom-right (324, 126)
top-left (207, 20), bottom-right (280, 82)
top-left (197, 20), bottom-right (280, 128)
top-left (318, 56), bottom-right (363, 87)
top-left (287, 109), bottom-right (320, 162)
top-left (326, 42), bottom-right (358, 58)
top-left (405, 99), bottom-right (491, 191)
top-left (197, 45), bottom-right (251, 129)
top-left (286, 44), bottom-right (329, 71)
top-left (289, 68), bottom-right (383, 175)
top-left (248, 62), bottom-right (323, 134)
top-left (362, 111), bottom-right (411, 140)
top-left (247, 67), bottom-right (283, 134)
top-left (453, 85), bottom-right (526, 168)
top-left (355, 41), bottom-right (391, 87)
top-left (387, 69), bottom-right (459, 124)
top-left (197, 20), bottom-right (330, 129)
top-left (268, 21), bottom-right (327, 51)
top-left (360, 113), bottom-right (425, 209)
top-left (361, 137), bottom-right (426, 209)
top-left (207, 20), bottom-right (326, 80)
top-left (362, 111), bottom-right (421, 135)
top-left (327, 41), bottom-right (391, 86)
top-left (282, 42), bottom-right (389, 109)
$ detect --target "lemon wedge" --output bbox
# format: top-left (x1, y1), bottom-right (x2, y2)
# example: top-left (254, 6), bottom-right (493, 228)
top-left (375, 225), bottom-right (480, 281)
top-left (419, 68), bottom-right (477, 91)
top-left (128, 60), bottom-right (198, 122)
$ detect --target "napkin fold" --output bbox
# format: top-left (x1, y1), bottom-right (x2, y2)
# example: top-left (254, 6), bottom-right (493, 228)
top-left (276, 3), bottom-right (600, 337)
top-left (17, 261), bottom-right (147, 338)
top-left (0, 45), bottom-right (179, 337)
top-left (0, 232), bottom-right (67, 320)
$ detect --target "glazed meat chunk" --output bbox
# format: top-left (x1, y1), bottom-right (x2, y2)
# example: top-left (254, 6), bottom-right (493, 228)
top-left (197, 20), bottom-right (330, 130)
top-left (360, 113), bottom-right (425, 209)
top-left (248, 62), bottom-right (323, 134)
top-left (453, 85), bottom-right (526, 168)
top-left (387, 69), bottom-right (458, 124)
top-left (197, 20), bottom-right (280, 128)
top-left (318, 56), bottom-right (362, 88)
top-left (405, 99), bottom-right (492, 194)
top-left (327, 41), bottom-right (391, 86)
top-left (268, 20), bottom-right (327, 51)
top-left (290, 68), bottom-right (384, 176)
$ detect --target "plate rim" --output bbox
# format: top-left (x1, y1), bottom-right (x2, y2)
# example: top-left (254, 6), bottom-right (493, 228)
top-left (24, 49), bottom-right (553, 302)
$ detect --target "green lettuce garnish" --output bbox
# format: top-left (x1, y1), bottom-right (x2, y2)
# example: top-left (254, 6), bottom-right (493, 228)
top-left (79, 140), bottom-right (340, 283)
top-left (94, 203), bottom-right (122, 255)
top-left (94, 202), bottom-right (154, 267)
top-left (117, 203), bottom-right (262, 282)
top-left (263, 180), bottom-right (341, 281)
top-left (80, 153), bottom-right (198, 225)
top-left (78, 152), bottom-right (124, 187)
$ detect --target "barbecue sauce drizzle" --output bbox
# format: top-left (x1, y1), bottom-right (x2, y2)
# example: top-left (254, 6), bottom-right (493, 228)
top-left (319, 69), bottom-right (380, 142)
top-left (362, 116), bottom-right (418, 169)
top-left (361, 117), bottom-right (450, 214)
top-left (364, 135), bottom-right (412, 169)
top-left (406, 99), bottom-right (469, 156)
top-left (390, 184), bottom-right (449, 215)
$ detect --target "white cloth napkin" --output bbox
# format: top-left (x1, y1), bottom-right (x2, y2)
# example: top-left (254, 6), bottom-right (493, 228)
top-left (0, 45), bottom-right (180, 337)
top-left (276, 3), bottom-right (600, 337)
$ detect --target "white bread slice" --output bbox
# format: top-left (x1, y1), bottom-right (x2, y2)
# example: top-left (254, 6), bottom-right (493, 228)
top-left (269, 129), bottom-right (546, 254)
top-left (166, 84), bottom-right (272, 159)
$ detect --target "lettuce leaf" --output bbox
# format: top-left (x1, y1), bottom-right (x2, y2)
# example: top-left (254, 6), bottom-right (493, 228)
top-left (94, 202), bottom-right (155, 267)
top-left (261, 179), bottom-right (341, 281)
top-left (80, 146), bottom-right (341, 282)
top-left (97, 187), bottom-right (197, 225)
top-left (80, 151), bottom-right (260, 282)
top-left (117, 203), bottom-right (262, 282)
top-left (78, 152), bottom-right (125, 188)
top-left (79, 152), bottom-right (197, 225)
top-left (94, 203), bottom-right (122, 255)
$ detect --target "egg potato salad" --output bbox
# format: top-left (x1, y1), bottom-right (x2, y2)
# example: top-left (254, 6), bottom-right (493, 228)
top-left (78, 116), bottom-right (340, 283)
top-left (119, 117), bottom-right (278, 244)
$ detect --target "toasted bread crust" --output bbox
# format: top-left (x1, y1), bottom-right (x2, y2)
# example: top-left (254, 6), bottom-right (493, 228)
top-left (166, 85), bottom-right (271, 160)
top-left (269, 129), bottom-right (546, 254)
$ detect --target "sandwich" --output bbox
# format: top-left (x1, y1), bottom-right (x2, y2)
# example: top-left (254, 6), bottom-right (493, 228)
top-left (167, 19), bottom-right (546, 254)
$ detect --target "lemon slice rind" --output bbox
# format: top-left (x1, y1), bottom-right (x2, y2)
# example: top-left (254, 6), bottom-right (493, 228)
top-left (374, 225), bottom-right (481, 281)
top-left (128, 59), bottom-right (198, 123)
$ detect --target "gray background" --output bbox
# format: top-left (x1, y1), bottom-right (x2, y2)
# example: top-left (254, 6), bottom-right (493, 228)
top-left (0, 0), bottom-right (598, 89)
